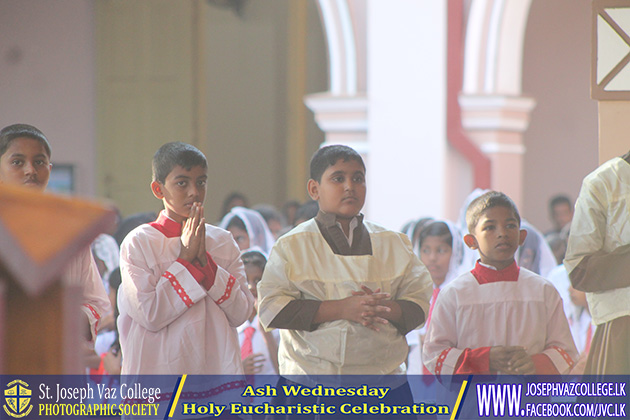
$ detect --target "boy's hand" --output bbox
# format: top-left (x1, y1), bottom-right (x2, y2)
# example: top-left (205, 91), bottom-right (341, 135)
top-left (341, 292), bottom-right (391, 331)
top-left (179, 203), bottom-right (203, 262)
top-left (489, 346), bottom-right (526, 373)
top-left (505, 348), bottom-right (535, 375)
top-left (103, 348), bottom-right (122, 375)
top-left (195, 205), bottom-right (207, 267)
top-left (242, 353), bottom-right (266, 375)
top-left (351, 285), bottom-right (399, 329)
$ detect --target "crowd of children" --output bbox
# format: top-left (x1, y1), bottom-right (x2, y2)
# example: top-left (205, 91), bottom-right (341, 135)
top-left (1, 123), bottom-right (627, 412)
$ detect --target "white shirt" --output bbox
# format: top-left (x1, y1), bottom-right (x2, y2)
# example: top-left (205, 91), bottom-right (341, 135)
top-left (237, 314), bottom-right (279, 375)
top-left (63, 246), bottom-right (112, 339)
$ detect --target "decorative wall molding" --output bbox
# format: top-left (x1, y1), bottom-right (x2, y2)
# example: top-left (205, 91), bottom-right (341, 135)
top-left (459, 94), bottom-right (536, 132)
top-left (592, 0), bottom-right (630, 99)
top-left (304, 93), bottom-right (368, 134)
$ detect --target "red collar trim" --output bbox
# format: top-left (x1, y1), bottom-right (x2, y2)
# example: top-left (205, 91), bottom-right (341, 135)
top-left (149, 211), bottom-right (182, 238)
top-left (471, 260), bottom-right (519, 285)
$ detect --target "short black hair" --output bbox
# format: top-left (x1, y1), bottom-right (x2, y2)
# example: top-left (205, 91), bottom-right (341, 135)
top-left (419, 221), bottom-right (453, 249)
top-left (226, 215), bottom-right (246, 232)
top-left (221, 191), bottom-right (248, 218)
top-left (294, 200), bottom-right (319, 225)
top-left (465, 191), bottom-right (521, 233)
top-left (253, 204), bottom-right (286, 226)
top-left (309, 145), bottom-right (365, 183)
top-left (152, 142), bottom-right (207, 183)
top-left (241, 249), bottom-right (267, 270)
top-left (0, 123), bottom-right (52, 158)
top-left (549, 194), bottom-right (572, 213)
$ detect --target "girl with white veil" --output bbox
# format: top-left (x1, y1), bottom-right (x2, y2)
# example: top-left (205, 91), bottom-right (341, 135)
top-left (406, 220), bottom-right (467, 374)
top-left (219, 206), bottom-right (275, 255)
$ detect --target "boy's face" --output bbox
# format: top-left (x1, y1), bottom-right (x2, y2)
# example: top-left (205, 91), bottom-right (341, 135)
top-left (0, 137), bottom-right (51, 191)
top-left (551, 202), bottom-right (573, 230)
top-left (464, 206), bottom-right (527, 271)
top-left (307, 158), bottom-right (366, 219)
top-left (151, 164), bottom-right (207, 223)
top-left (245, 263), bottom-right (263, 301)
top-left (419, 236), bottom-right (453, 286)
top-left (228, 225), bottom-right (250, 251)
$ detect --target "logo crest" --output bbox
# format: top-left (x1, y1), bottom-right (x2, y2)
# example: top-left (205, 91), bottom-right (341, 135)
top-left (4, 380), bottom-right (32, 418)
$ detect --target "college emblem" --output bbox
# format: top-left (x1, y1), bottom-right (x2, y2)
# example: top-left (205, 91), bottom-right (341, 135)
top-left (4, 380), bottom-right (32, 418)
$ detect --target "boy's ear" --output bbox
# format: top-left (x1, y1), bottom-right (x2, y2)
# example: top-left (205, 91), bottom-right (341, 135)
top-left (151, 180), bottom-right (164, 199)
top-left (463, 233), bottom-right (478, 250)
top-left (307, 179), bottom-right (319, 201)
top-left (519, 229), bottom-right (528, 246)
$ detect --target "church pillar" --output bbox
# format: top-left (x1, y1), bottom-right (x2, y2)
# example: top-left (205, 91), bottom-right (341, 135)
top-left (459, 94), bottom-right (536, 208)
top-left (462, 0), bottom-right (535, 209)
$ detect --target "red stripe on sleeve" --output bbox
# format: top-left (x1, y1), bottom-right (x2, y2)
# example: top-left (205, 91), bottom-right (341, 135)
top-left (163, 271), bottom-right (194, 308)
top-left (215, 275), bottom-right (236, 305)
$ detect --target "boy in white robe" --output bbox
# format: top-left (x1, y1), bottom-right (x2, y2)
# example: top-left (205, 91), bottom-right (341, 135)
top-left (118, 142), bottom-right (254, 375)
top-left (423, 191), bottom-right (577, 376)
top-left (0, 123), bottom-right (110, 341)
top-left (258, 145), bottom-right (432, 376)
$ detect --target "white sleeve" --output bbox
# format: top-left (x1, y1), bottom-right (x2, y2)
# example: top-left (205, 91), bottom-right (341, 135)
top-left (205, 238), bottom-right (255, 328)
top-left (422, 287), bottom-right (463, 376)
top-left (256, 241), bottom-right (300, 330)
top-left (394, 235), bottom-right (433, 327)
top-left (541, 284), bottom-right (579, 374)
top-left (564, 178), bottom-right (607, 274)
top-left (119, 236), bottom-right (209, 332)
top-left (64, 247), bottom-right (112, 340)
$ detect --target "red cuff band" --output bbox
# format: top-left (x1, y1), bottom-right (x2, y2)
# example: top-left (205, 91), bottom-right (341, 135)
top-left (192, 253), bottom-right (218, 290)
top-left (532, 353), bottom-right (560, 375)
top-left (454, 347), bottom-right (492, 374)
top-left (177, 258), bottom-right (206, 284)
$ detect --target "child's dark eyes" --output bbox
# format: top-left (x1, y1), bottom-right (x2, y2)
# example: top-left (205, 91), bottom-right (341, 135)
top-left (353, 175), bottom-right (365, 183)
top-left (11, 159), bottom-right (23, 166)
top-left (176, 181), bottom-right (188, 187)
top-left (197, 180), bottom-right (207, 187)
top-left (421, 247), bottom-right (451, 255)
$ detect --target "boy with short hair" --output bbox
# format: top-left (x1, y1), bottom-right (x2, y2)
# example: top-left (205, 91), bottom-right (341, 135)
top-left (0, 123), bottom-right (110, 340)
top-left (423, 191), bottom-right (577, 376)
top-left (118, 141), bottom-right (254, 374)
top-left (257, 144), bottom-right (432, 376)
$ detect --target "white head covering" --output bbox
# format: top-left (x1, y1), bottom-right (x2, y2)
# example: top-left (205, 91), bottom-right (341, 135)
top-left (240, 245), bottom-right (269, 261)
top-left (219, 206), bottom-right (275, 255)
top-left (442, 220), bottom-right (469, 286)
top-left (91, 233), bottom-right (120, 291)
top-left (518, 220), bottom-right (557, 277)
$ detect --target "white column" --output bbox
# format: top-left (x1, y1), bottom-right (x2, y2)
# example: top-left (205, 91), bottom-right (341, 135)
top-left (366, 0), bottom-right (448, 229)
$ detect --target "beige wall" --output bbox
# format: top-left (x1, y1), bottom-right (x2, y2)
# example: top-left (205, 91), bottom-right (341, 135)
top-left (202, 0), bottom-right (327, 222)
top-left (522, 0), bottom-right (598, 232)
top-left (0, 0), bottom-right (326, 219)
top-left (0, 0), bottom-right (96, 197)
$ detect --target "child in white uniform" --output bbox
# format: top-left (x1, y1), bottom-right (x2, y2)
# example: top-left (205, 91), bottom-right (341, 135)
top-left (118, 142), bottom-right (254, 375)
